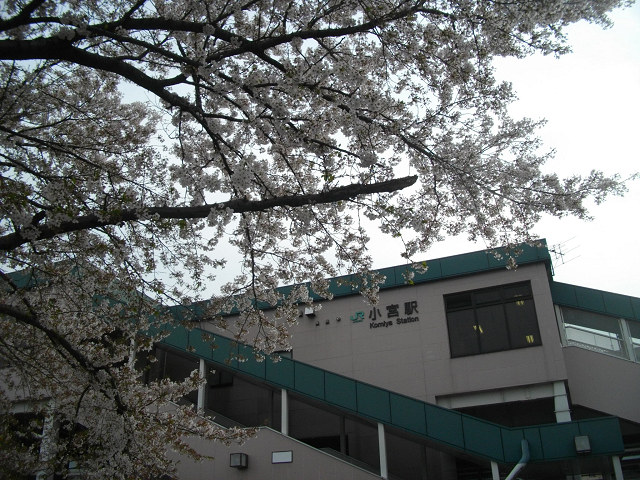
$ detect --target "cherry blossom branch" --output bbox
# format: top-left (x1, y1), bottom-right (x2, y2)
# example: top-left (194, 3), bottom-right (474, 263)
top-left (0, 0), bottom-right (46, 32)
top-left (0, 175), bottom-right (417, 251)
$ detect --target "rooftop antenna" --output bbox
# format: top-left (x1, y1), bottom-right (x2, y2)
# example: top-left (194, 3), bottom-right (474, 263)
top-left (548, 237), bottom-right (580, 266)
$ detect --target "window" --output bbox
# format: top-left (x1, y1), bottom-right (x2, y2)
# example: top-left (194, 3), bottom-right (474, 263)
top-left (273, 350), bottom-right (292, 359)
top-left (560, 306), bottom-right (640, 362)
top-left (445, 282), bottom-right (541, 357)
top-left (628, 321), bottom-right (640, 363)
top-left (208, 367), bottom-right (234, 388)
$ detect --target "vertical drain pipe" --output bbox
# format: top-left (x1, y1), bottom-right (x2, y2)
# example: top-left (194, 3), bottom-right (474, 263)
top-left (281, 388), bottom-right (289, 435)
top-left (505, 439), bottom-right (530, 480)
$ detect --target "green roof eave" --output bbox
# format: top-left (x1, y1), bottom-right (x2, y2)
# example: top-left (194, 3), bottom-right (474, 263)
top-left (4, 241), bottom-right (552, 317)
top-left (192, 240), bottom-right (553, 317)
top-left (551, 281), bottom-right (640, 322)
top-left (313, 240), bottom-right (552, 301)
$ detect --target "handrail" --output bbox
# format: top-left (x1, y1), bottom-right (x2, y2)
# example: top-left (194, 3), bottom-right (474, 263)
top-left (564, 324), bottom-right (624, 351)
top-left (562, 324), bottom-right (640, 363)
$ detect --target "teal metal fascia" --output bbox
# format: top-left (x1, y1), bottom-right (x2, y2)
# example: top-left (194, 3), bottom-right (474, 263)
top-left (158, 325), bottom-right (624, 465)
top-left (551, 281), bottom-right (640, 322)
top-left (4, 268), bottom-right (40, 289)
top-left (309, 240), bottom-right (551, 302)
top-left (3, 264), bottom-right (82, 290)
top-left (191, 240), bottom-right (552, 316)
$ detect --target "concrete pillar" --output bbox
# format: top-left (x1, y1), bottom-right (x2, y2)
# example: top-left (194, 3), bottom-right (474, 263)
top-left (620, 319), bottom-right (635, 361)
top-left (197, 358), bottom-right (206, 414)
top-left (281, 388), bottom-right (289, 435)
top-left (378, 423), bottom-right (388, 479)
top-left (491, 461), bottom-right (500, 480)
top-left (36, 409), bottom-right (59, 480)
top-left (555, 305), bottom-right (569, 346)
top-left (127, 337), bottom-right (137, 369)
top-left (612, 455), bottom-right (624, 480)
top-left (339, 416), bottom-right (347, 454)
top-left (553, 381), bottom-right (572, 423)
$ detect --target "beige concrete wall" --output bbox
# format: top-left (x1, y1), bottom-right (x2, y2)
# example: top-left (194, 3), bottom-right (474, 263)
top-left (288, 263), bottom-right (568, 403)
top-left (170, 425), bottom-right (382, 480)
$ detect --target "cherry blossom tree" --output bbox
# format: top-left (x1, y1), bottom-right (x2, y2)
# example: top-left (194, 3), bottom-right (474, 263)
top-left (0, 0), bottom-right (632, 478)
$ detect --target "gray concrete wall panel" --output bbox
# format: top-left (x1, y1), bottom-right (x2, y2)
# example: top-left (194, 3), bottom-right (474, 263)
top-left (169, 424), bottom-right (382, 480)
top-left (564, 346), bottom-right (640, 423)
top-left (287, 263), bottom-right (567, 404)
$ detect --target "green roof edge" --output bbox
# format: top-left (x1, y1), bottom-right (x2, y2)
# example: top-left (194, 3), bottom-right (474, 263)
top-left (175, 240), bottom-right (553, 317)
top-left (307, 240), bottom-right (552, 301)
top-left (551, 281), bottom-right (640, 322)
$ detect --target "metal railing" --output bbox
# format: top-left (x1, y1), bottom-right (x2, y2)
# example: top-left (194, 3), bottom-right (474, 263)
top-left (557, 306), bottom-right (640, 364)
top-left (564, 324), bottom-right (626, 358)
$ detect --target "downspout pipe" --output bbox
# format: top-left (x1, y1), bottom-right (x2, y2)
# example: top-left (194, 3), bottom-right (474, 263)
top-left (505, 439), bottom-right (530, 480)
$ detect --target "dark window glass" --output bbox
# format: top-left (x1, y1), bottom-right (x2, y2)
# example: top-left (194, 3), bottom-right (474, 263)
top-left (504, 299), bottom-right (540, 348)
top-left (445, 292), bottom-right (472, 310)
top-left (208, 367), bottom-right (234, 388)
top-left (161, 349), bottom-right (200, 404)
top-left (447, 310), bottom-right (480, 357)
top-left (476, 304), bottom-right (510, 353)
top-left (503, 284), bottom-right (532, 300)
top-left (474, 289), bottom-right (502, 305)
top-left (163, 349), bottom-right (199, 382)
top-left (445, 282), bottom-right (541, 357)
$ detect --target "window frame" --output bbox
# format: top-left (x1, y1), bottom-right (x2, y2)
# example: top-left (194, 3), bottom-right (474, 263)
top-left (444, 281), bottom-right (542, 358)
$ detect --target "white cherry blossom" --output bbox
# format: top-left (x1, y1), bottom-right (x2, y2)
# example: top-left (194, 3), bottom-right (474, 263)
top-left (0, 0), bottom-right (633, 478)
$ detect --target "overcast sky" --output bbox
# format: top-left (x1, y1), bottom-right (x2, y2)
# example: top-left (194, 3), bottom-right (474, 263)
top-left (368, 2), bottom-right (640, 298)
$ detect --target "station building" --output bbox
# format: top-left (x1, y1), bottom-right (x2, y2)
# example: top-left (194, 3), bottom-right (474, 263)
top-left (156, 241), bottom-right (640, 480)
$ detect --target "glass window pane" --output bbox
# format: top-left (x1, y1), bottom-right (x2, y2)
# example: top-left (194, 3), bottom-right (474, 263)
top-left (447, 310), bottom-right (480, 357)
top-left (446, 292), bottom-right (472, 310)
top-left (502, 283), bottom-right (532, 300)
top-left (476, 305), bottom-right (510, 353)
top-left (561, 307), bottom-right (622, 336)
top-left (444, 282), bottom-right (540, 358)
top-left (163, 350), bottom-right (199, 405)
top-left (561, 307), bottom-right (624, 355)
top-left (627, 321), bottom-right (640, 362)
top-left (164, 350), bottom-right (199, 382)
top-left (474, 289), bottom-right (502, 305)
top-left (505, 300), bottom-right (541, 348)
top-left (208, 366), bottom-right (234, 387)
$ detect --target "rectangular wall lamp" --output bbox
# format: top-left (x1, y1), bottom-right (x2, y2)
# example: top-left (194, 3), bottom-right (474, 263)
top-left (230, 452), bottom-right (248, 469)
top-left (574, 436), bottom-right (591, 454)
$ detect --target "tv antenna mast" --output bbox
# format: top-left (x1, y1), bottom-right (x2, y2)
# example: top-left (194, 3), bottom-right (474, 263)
top-left (548, 238), bottom-right (580, 266)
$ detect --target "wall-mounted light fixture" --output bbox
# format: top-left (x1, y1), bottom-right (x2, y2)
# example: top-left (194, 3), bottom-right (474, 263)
top-left (230, 452), bottom-right (248, 469)
top-left (304, 306), bottom-right (315, 318)
top-left (272, 450), bottom-right (293, 464)
top-left (574, 436), bottom-right (591, 454)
